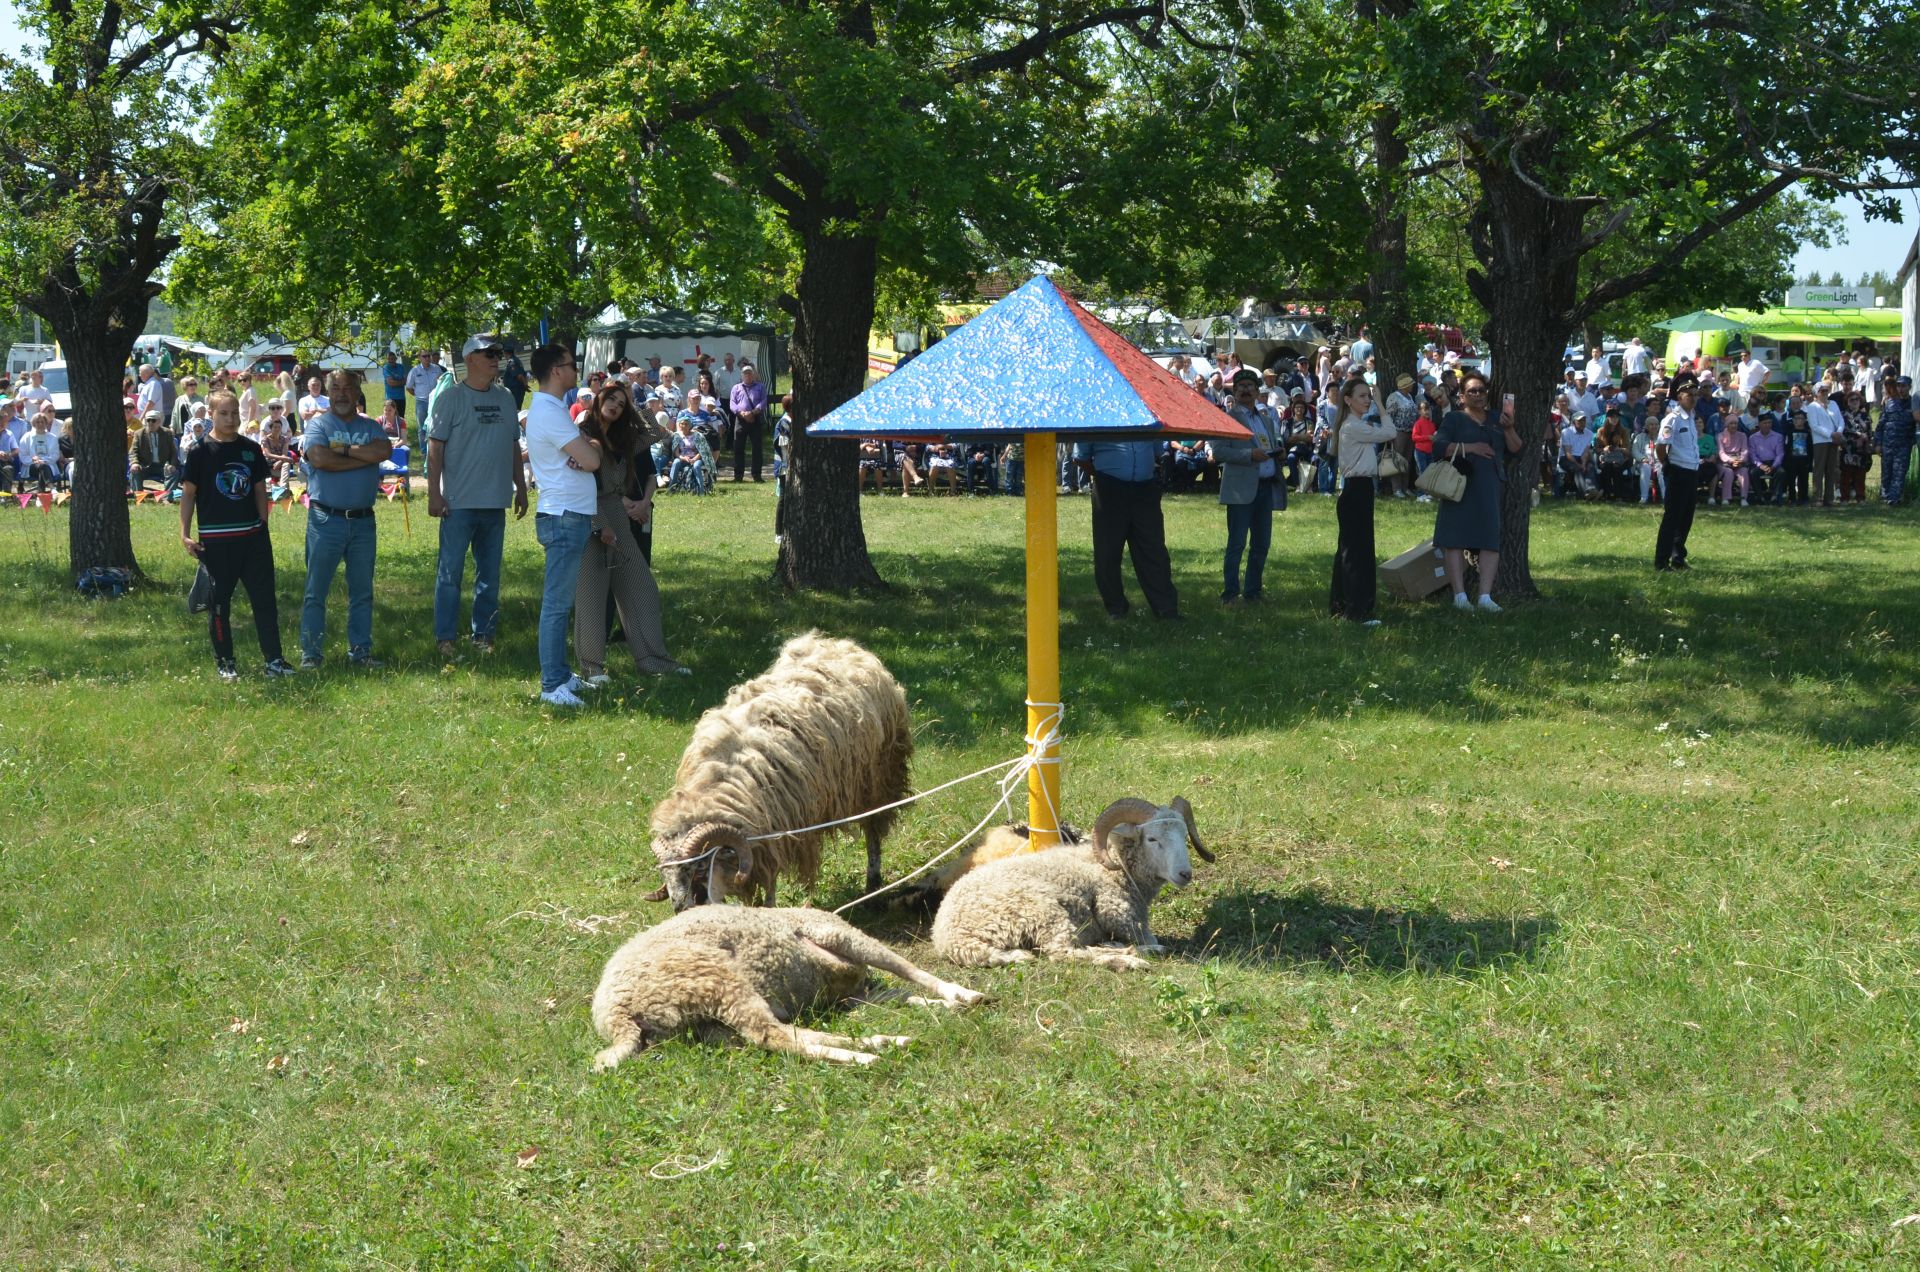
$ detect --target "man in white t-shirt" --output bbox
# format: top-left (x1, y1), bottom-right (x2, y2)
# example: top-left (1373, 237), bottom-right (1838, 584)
top-left (1622, 337), bottom-right (1652, 377)
top-left (524, 343), bottom-right (599, 707)
top-left (15, 369), bottom-right (53, 414)
top-left (1584, 346), bottom-right (1612, 389)
top-left (1735, 350), bottom-right (1769, 411)
top-left (297, 376), bottom-right (330, 424)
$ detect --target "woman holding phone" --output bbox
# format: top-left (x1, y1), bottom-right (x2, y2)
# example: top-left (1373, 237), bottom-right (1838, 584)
top-left (1327, 376), bottom-right (1399, 625)
top-left (1430, 369), bottom-right (1524, 612)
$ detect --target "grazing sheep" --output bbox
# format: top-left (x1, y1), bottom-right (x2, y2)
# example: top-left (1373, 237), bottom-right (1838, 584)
top-left (931, 798), bottom-right (1207, 971)
top-left (650, 632), bottom-right (912, 910)
top-left (591, 906), bottom-right (985, 1068)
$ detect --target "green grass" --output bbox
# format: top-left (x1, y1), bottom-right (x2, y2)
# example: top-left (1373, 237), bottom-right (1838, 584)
top-left (3, 486), bottom-right (1919, 1268)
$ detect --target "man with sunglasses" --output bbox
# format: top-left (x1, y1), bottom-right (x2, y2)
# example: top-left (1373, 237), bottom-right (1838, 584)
top-left (427, 334), bottom-right (529, 659)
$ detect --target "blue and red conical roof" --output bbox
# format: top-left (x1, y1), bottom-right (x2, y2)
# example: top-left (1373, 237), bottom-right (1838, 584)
top-left (810, 275), bottom-right (1252, 442)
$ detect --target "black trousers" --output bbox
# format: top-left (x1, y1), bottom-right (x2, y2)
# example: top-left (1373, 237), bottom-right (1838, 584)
top-left (732, 419), bottom-right (764, 480)
top-left (1655, 464), bottom-right (1697, 569)
top-left (1330, 479), bottom-right (1376, 621)
top-left (202, 531), bottom-right (284, 662)
top-left (1091, 474), bottom-right (1178, 618)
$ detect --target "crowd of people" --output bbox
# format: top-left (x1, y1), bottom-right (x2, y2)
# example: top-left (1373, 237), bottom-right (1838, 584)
top-left (159, 337), bottom-right (734, 698)
top-left (5, 321), bottom-right (1914, 674)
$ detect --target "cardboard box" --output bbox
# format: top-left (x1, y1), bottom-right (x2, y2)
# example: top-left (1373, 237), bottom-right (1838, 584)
top-left (1379, 538), bottom-right (1448, 601)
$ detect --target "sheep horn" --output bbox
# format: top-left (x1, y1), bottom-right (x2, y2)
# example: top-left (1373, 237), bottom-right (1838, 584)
top-left (689, 824), bottom-right (748, 904)
top-left (1171, 796), bottom-right (1213, 862)
top-left (1090, 798), bottom-right (1159, 866)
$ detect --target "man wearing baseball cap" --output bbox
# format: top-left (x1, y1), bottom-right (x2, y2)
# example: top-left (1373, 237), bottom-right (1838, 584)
top-left (1877, 374), bottom-right (1914, 506)
top-left (132, 407), bottom-right (177, 491)
top-left (426, 334), bottom-right (528, 658)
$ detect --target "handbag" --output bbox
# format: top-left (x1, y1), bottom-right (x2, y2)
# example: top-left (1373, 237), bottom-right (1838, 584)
top-left (1417, 444), bottom-right (1468, 502)
top-left (1376, 450), bottom-right (1407, 479)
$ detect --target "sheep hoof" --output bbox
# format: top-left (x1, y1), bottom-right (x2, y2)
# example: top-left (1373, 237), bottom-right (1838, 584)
top-left (936, 981), bottom-right (986, 1007)
top-left (807, 1044), bottom-right (881, 1065)
top-left (857, 1034), bottom-right (913, 1051)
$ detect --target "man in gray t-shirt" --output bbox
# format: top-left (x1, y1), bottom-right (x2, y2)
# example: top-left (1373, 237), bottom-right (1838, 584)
top-left (427, 334), bottom-right (529, 655)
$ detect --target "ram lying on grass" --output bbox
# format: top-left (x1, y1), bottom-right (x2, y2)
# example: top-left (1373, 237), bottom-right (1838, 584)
top-left (649, 632), bottom-right (912, 910)
top-left (592, 906), bottom-right (985, 1068)
top-left (931, 798), bottom-right (1207, 971)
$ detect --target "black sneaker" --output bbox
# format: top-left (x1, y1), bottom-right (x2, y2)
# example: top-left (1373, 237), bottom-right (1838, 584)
top-left (264, 658), bottom-right (297, 678)
top-left (299, 653), bottom-right (323, 670)
top-left (216, 659), bottom-right (240, 683)
top-left (471, 636), bottom-right (495, 655)
top-left (349, 652), bottom-right (385, 670)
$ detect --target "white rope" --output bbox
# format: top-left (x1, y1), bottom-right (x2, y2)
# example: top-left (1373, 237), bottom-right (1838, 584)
top-left (659, 703), bottom-right (1071, 913)
top-left (742, 754), bottom-right (1028, 843)
top-left (829, 702), bottom-right (1065, 914)
top-left (648, 1150), bottom-right (727, 1180)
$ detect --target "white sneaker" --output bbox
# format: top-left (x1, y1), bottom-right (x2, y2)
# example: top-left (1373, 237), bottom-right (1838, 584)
top-left (583, 673), bottom-right (612, 688)
top-left (1415, 494), bottom-right (1433, 503)
top-left (1361, 619), bottom-right (1383, 628)
top-left (1740, 498), bottom-right (1749, 506)
top-left (540, 685), bottom-right (586, 708)
top-left (1453, 594), bottom-right (1473, 611)
top-left (566, 674), bottom-right (601, 693)
top-left (1476, 596), bottom-right (1503, 614)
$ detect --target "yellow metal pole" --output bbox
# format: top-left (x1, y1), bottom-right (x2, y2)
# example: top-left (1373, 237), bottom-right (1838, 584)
top-left (1024, 431), bottom-right (1062, 847)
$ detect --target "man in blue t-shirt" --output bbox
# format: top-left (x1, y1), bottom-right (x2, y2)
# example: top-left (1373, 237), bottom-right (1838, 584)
top-left (382, 351), bottom-right (407, 413)
top-left (300, 369), bottom-right (392, 669)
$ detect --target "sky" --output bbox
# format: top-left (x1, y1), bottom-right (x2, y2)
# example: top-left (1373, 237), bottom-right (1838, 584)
top-left (3, 3), bottom-right (1915, 293)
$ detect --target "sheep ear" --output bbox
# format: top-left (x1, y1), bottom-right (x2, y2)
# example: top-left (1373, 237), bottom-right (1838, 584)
top-left (1171, 796), bottom-right (1213, 862)
top-left (1102, 823), bottom-right (1144, 867)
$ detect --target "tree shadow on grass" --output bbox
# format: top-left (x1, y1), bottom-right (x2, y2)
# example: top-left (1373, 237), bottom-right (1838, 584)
top-left (1185, 886), bottom-right (1556, 976)
top-left (15, 495), bottom-right (1918, 751)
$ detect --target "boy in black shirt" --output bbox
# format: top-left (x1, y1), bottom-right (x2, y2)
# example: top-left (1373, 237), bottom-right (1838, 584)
top-left (180, 390), bottom-right (296, 682)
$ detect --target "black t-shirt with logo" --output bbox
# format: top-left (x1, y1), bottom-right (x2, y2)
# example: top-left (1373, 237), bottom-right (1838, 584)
top-left (183, 435), bottom-right (269, 540)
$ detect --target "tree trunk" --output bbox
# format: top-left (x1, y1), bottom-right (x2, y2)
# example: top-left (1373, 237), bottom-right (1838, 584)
top-left (1360, 0), bottom-right (1416, 394)
top-left (773, 222), bottom-right (884, 591)
top-left (1471, 159), bottom-right (1584, 598)
top-left (62, 328), bottom-right (142, 576)
top-left (1365, 99), bottom-right (1416, 395)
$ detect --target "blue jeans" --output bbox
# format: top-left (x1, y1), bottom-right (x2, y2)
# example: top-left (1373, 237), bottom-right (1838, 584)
top-left (1003, 458), bottom-right (1024, 495)
top-left (434, 507), bottom-right (505, 641)
top-left (1223, 479), bottom-right (1275, 599)
top-left (535, 511), bottom-right (592, 691)
top-left (301, 507), bottom-right (376, 659)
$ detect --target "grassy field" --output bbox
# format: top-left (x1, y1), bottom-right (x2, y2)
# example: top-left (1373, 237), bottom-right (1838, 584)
top-left (2, 484), bottom-right (1918, 1269)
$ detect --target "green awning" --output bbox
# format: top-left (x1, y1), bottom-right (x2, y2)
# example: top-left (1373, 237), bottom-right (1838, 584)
top-left (1720, 307), bottom-right (1901, 342)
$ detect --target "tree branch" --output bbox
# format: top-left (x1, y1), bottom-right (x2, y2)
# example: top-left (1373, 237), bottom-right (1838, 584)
top-left (1571, 170), bottom-right (1799, 321)
top-left (950, 5), bottom-right (1158, 81)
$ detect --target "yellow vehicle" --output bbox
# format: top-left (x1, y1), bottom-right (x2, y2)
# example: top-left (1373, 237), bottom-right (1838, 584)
top-left (867, 304), bottom-right (988, 378)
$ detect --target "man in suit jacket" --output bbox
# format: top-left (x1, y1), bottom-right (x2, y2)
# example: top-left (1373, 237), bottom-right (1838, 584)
top-left (1215, 369), bottom-right (1285, 604)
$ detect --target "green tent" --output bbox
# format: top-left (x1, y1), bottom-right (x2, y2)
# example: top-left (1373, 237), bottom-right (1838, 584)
top-left (1654, 309), bottom-right (1750, 333)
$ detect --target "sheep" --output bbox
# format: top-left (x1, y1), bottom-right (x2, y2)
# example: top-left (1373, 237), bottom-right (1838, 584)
top-left (591, 905), bottom-right (985, 1068)
top-left (649, 632), bottom-right (912, 911)
top-left (931, 797), bottom-right (1208, 971)
top-left (903, 820), bottom-right (1088, 904)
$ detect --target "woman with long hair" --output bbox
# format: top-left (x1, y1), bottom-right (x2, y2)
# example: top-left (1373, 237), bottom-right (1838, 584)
top-left (1327, 377), bottom-right (1398, 625)
top-left (572, 384), bottom-right (685, 682)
